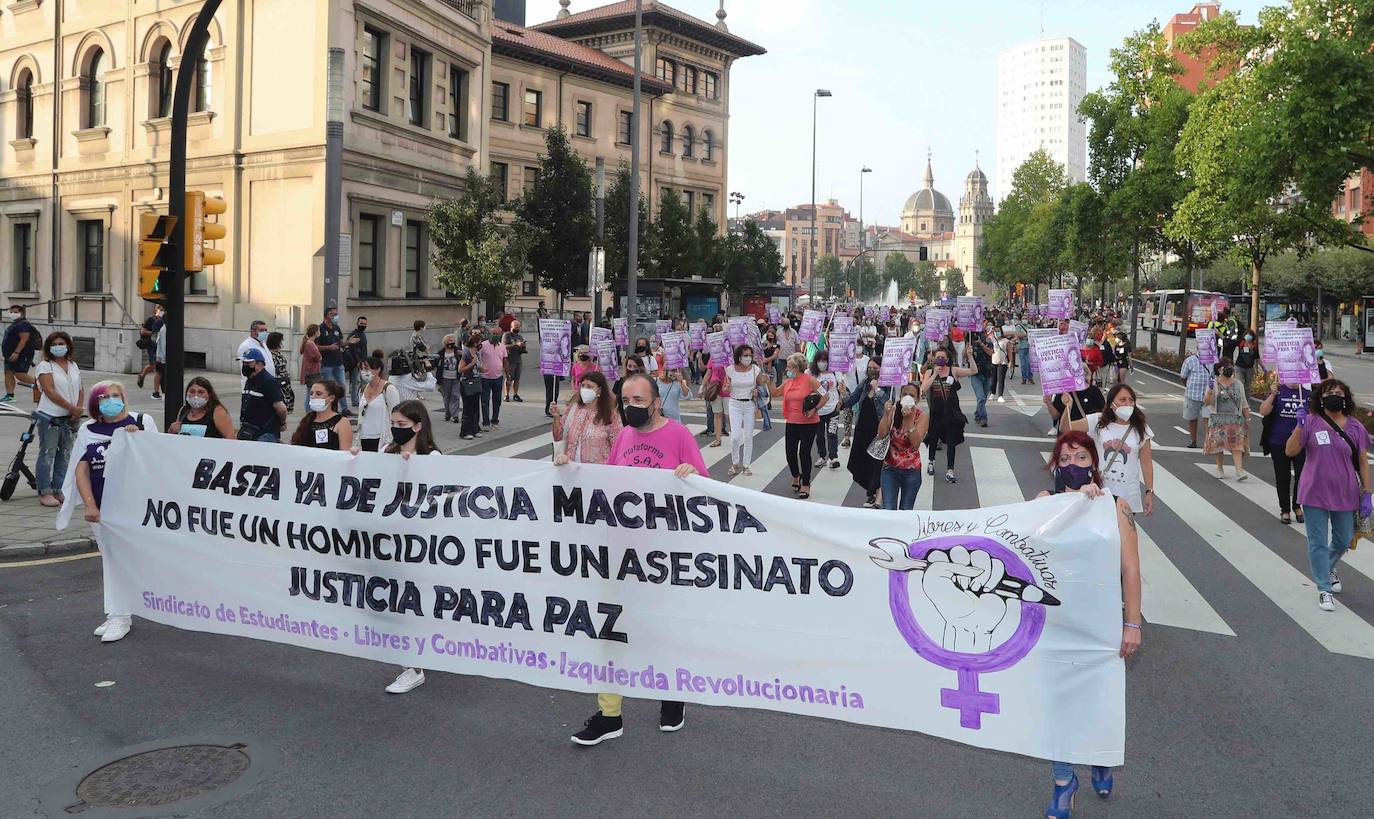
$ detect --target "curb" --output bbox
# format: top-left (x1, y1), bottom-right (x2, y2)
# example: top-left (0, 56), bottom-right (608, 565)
top-left (0, 536), bottom-right (95, 559)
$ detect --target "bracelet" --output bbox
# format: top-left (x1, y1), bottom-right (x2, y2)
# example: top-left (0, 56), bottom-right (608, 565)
top-left (1145, 488), bottom-right (1153, 495)
top-left (1123, 623), bottom-right (1142, 630)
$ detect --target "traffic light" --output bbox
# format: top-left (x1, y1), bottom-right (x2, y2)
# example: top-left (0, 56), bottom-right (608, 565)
top-left (184, 190), bottom-right (227, 273)
top-left (138, 213), bottom-right (178, 302)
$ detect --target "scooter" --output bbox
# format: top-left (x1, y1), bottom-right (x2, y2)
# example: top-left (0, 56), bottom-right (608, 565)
top-left (0, 404), bottom-right (37, 501)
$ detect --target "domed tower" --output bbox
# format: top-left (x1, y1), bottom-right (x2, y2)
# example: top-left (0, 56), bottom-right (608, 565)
top-left (955, 156), bottom-right (994, 295)
top-left (900, 153), bottom-right (955, 236)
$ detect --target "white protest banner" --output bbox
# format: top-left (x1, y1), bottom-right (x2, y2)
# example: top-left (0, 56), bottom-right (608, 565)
top-left (829, 331), bottom-right (857, 374)
top-left (879, 337), bottom-right (916, 386)
top-left (707, 331), bottom-right (731, 368)
top-left (1031, 333), bottom-right (1087, 398)
top-left (612, 318), bottom-right (629, 347)
top-left (594, 340), bottom-right (619, 382)
top-left (1194, 329), bottom-right (1218, 368)
top-left (661, 331), bottom-right (689, 370)
top-left (924, 308), bottom-right (952, 342)
top-left (689, 322), bottom-right (708, 351)
top-left (1271, 326), bottom-right (1320, 385)
top-left (99, 433), bottom-right (1126, 765)
top-left (1047, 290), bottom-right (1073, 320)
top-left (799, 310), bottom-right (825, 343)
top-left (1026, 328), bottom-right (1058, 375)
top-left (956, 297), bottom-right (983, 332)
top-left (539, 319), bottom-right (571, 377)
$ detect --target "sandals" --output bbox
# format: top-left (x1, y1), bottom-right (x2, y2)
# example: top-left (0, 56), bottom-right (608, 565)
top-left (797, 487), bottom-right (810, 499)
top-left (742, 468), bottom-right (753, 477)
top-left (708, 441), bottom-right (721, 447)
top-left (790, 478), bottom-right (801, 494)
top-left (727, 465), bottom-right (739, 477)
top-left (1280, 512), bottom-right (1292, 524)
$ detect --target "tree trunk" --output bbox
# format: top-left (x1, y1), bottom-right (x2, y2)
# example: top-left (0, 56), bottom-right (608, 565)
top-left (1249, 256), bottom-right (1261, 334)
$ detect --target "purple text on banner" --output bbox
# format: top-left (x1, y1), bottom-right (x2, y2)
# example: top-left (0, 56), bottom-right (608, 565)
top-left (879, 337), bottom-right (916, 387)
top-left (1027, 328), bottom-right (1057, 374)
top-left (1032, 333), bottom-right (1087, 397)
top-left (925, 308), bottom-right (951, 341)
top-left (879, 306), bottom-right (891, 323)
top-left (1272, 327), bottom-right (1320, 385)
top-left (590, 326), bottom-right (612, 348)
top-left (1047, 290), bottom-right (1073, 320)
top-left (799, 310), bottom-right (824, 343)
top-left (1194, 329), bottom-right (1218, 367)
top-left (706, 331), bottom-right (731, 368)
top-left (833, 316), bottom-right (854, 334)
top-left (766, 304), bottom-right (782, 325)
top-left (612, 317), bottom-right (629, 347)
top-left (1068, 319), bottom-right (1089, 348)
top-left (688, 322), bottom-right (707, 350)
top-left (595, 340), bottom-right (619, 382)
top-left (956, 297), bottom-right (982, 331)
top-left (661, 331), bottom-right (689, 370)
top-left (538, 319), bottom-right (572, 377)
top-left (654, 320), bottom-right (673, 345)
top-left (829, 331), bottom-right (857, 373)
top-left (727, 316), bottom-right (751, 350)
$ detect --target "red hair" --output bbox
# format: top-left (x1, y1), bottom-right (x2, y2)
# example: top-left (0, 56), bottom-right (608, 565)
top-left (1048, 430), bottom-right (1101, 486)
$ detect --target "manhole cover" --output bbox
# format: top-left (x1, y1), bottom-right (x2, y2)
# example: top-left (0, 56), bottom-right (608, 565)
top-left (68, 744), bottom-right (251, 812)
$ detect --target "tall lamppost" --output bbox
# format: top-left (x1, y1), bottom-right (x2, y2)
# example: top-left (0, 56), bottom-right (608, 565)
top-left (808, 89), bottom-right (831, 304)
top-left (858, 165), bottom-right (871, 302)
top-left (730, 191), bottom-right (745, 224)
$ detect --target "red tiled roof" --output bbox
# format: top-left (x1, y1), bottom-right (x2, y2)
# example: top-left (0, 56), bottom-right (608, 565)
top-left (532, 2), bottom-right (766, 58)
top-left (492, 20), bottom-right (675, 94)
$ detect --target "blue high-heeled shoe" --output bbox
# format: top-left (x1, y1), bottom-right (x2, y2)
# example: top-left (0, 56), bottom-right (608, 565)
top-left (1046, 773), bottom-right (1078, 819)
top-left (1090, 766), bottom-right (1113, 798)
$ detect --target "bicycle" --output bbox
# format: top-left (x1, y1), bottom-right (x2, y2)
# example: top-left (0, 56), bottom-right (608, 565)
top-left (0, 403), bottom-right (38, 501)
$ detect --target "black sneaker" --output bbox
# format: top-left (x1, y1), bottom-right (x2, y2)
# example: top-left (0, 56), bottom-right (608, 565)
top-left (659, 701), bottom-right (685, 732)
top-left (571, 711), bottom-right (624, 746)
top-left (512, 395), bottom-right (524, 402)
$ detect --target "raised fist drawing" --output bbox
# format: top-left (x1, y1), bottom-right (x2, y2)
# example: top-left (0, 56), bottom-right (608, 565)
top-left (920, 546), bottom-right (1018, 652)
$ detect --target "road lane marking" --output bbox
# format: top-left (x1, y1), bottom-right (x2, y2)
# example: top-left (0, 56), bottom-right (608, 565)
top-left (0, 551), bottom-right (100, 569)
top-left (1136, 527), bottom-right (1237, 636)
top-left (731, 435), bottom-right (792, 491)
top-left (970, 447), bottom-right (1026, 507)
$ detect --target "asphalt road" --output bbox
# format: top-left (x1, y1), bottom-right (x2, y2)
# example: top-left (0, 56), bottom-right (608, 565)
top-left (4, 363), bottom-right (1373, 817)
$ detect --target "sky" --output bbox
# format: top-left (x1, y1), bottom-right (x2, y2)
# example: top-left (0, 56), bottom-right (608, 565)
top-left (524, 0), bottom-right (1263, 226)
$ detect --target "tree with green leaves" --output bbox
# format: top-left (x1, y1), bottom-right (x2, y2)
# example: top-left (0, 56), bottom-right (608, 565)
top-left (913, 260), bottom-right (941, 303)
top-left (516, 128), bottom-right (595, 305)
top-left (977, 148), bottom-right (1067, 303)
top-left (429, 169), bottom-right (532, 309)
top-left (943, 267), bottom-right (968, 298)
top-left (719, 219), bottom-right (784, 300)
top-left (604, 165), bottom-right (651, 284)
top-left (694, 206), bottom-right (724, 278)
top-left (815, 255), bottom-right (843, 297)
top-left (652, 190), bottom-right (697, 279)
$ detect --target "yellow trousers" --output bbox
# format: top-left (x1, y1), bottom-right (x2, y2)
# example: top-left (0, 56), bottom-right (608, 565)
top-left (597, 692), bottom-right (623, 717)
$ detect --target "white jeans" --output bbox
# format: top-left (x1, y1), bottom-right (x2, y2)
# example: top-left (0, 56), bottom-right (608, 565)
top-left (728, 398), bottom-right (756, 467)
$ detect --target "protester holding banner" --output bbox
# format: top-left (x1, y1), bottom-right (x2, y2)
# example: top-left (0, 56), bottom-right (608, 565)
top-left (1234, 333), bottom-right (1262, 399)
top-left (75, 381), bottom-right (158, 643)
top-left (655, 366), bottom-right (691, 425)
top-left (1203, 360), bottom-right (1251, 480)
top-left (1039, 430), bottom-right (1143, 816)
top-left (811, 350), bottom-right (844, 470)
top-left (1259, 379), bottom-right (1307, 524)
top-left (1060, 384), bottom-right (1155, 515)
top-left (553, 371), bottom-right (622, 465)
top-left (782, 353), bottom-right (825, 499)
top-left (875, 382), bottom-right (930, 510)
top-left (238, 347), bottom-right (287, 443)
top-left (725, 345), bottom-right (771, 477)
top-left (289, 380), bottom-right (352, 451)
top-left (919, 351), bottom-right (974, 484)
top-left (355, 355), bottom-right (402, 451)
top-left (1285, 379), bottom-right (1372, 612)
top-left (842, 358), bottom-right (889, 507)
top-left (169, 377), bottom-right (235, 439)
top-left (569, 373), bottom-right (704, 745)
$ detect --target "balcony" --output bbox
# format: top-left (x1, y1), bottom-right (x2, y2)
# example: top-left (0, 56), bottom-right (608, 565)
top-left (438, 0), bottom-right (480, 19)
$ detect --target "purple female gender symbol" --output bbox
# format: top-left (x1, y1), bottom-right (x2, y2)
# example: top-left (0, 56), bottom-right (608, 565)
top-left (887, 534), bottom-right (1047, 730)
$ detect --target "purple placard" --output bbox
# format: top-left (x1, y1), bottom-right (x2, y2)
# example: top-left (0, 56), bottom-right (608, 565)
top-left (706, 331), bottom-right (731, 368)
top-left (832, 315), bottom-right (854, 334)
top-left (879, 337), bottom-right (916, 386)
top-left (1067, 319), bottom-right (1089, 348)
top-left (688, 321), bottom-right (707, 351)
top-left (612, 317), bottom-right (629, 347)
top-left (879, 306), bottom-right (891, 323)
top-left (924, 308), bottom-right (951, 341)
top-left (745, 320), bottom-right (764, 359)
top-left (1194, 328), bottom-right (1218, 367)
top-left (727, 316), bottom-right (751, 351)
top-left (595, 339), bottom-right (619, 383)
top-left (1026, 328), bottom-right (1057, 374)
top-left (661, 331), bottom-right (689, 370)
top-left (590, 326), bottom-right (612, 348)
top-left (799, 309), bottom-right (824, 342)
top-left (654, 319), bottom-right (673, 345)
top-left (1032, 333), bottom-right (1087, 396)
top-left (829, 330), bottom-right (857, 373)
top-left (956, 297), bottom-right (983, 331)
top-left (538, 318), bottom-right (571, 377)
top-left (1047, 289), bottom-right (1073, 320)
top-left (766, 304), bottom-right (782, 325)
top-left (1027, 304), bottom-right (1040, 318)
top-left (1272, 326), bottom-right (1320, 385)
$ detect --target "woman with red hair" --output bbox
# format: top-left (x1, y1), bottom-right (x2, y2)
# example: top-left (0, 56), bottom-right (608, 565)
top-left (1039, 430), bottom-right (1143, 818)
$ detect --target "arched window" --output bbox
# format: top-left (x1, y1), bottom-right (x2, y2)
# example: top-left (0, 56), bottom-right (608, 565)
top-left (702, 129), bottom-right (714, 161)
top-left (83, 48), bottom-right (106, 128)
top-left (660, 120), bottom-right (673, 154)
top-left (681, 124), bottom-right (694, 158)
top-left (192, 56), bottom-right (210, 113)
top-left (15, 68), bottom-right (34, 139)
top-left (154, 41), bottom-right (174, 118)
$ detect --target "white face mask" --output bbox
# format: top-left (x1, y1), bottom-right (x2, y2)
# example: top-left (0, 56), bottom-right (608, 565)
top-left (579, 387), bottom-right (597, 405)
top-left (186, 395), bottom-right (208, 409)
top-left (817, 362), bottom-right (828, 372)
top-left (1114, 405), bottom-right (1135, 421)
top-left (740, 356), bottom-right (753, 366)
top-left (900, 395), bottom-right (917, 410)
top-left (309, 398), bottom-right (329, 413)
top-left (360, 371), bottom-right (374, 383)
top-left (8, 312), bottom-right (19, 321)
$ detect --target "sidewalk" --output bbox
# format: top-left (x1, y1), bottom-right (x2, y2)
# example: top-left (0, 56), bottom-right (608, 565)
top-left (0, 365), bottom-right (559, 558)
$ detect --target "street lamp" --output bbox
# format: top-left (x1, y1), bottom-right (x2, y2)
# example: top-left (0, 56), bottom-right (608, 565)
top-left (858, 166), bottom-right (871, 302)
top-left (730, 191), bottom-right (745, 223)
top-left (808, 89), bottom-right (831, 306)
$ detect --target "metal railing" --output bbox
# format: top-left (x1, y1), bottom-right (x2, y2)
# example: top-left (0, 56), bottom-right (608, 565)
top-left (23, 294), bottom-right (140, 328)
top-left (437, 0), bottom-right (481, 19)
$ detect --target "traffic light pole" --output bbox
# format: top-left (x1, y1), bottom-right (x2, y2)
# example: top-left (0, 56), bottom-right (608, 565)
top-left (164, 0), bottom-right (222, 430)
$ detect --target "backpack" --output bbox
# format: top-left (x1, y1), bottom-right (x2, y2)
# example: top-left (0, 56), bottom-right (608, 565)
top-left (20, 322), bottom-right (41, 357)
top-left (389, 349), bottom-right (425, 379)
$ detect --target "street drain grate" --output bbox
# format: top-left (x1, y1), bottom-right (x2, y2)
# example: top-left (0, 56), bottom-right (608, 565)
top-left (66, 743), bottom-right (251, 813)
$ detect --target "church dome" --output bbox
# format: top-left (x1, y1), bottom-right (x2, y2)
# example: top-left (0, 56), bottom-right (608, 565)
top-left (903, 187), bottom-right (953, 216)
top-left (966, 166), bottom-right (988, 186)
top-left (901, 154), bottom-right (955, 235)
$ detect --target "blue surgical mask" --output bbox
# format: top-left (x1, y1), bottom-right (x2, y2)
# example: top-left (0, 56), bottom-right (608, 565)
top-left (1316, 350), bottom-right (1324, 359)
top-left (257, 331), bottom-right (269, 343)
top-left (49, 345), bottom-right (68, 358)
top-left (98, 397), bottom-right (125, 418)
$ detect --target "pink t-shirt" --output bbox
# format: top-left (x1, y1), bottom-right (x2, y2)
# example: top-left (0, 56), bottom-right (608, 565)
top-left (479, 341), bottom-right (507, 379)
top-left (607, 418), bottom-right (709, 473)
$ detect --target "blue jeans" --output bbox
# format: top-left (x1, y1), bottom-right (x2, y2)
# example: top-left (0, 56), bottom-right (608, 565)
top-left (755, 385), bottom-right (772, 431)
top-left (1017, 347), bottom-right (1032, 381)
top-left (254, 432), bottom-right (280, 443)
top-left (1304, 506), bottom-right (1354, 592)
top-left (970, 373), bottom-right (990, 422)
top-left (1051, 761), bottom-right (1075, 781)
top-left (34, 411), bottom-right (74, 495)
top-left (348, 367), bottom-right (363, 408)
top-left (881, 465), bottom-right (922, 510)
top-left (481, 376), bottom-right (503, 424)
top-left (319, 364), bottom-right (349, 412)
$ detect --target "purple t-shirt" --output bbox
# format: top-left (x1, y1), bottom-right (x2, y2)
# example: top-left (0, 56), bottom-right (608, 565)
top-left (1296, 415), bottom-right (1370, 511)
top-left (80, 416), bottom-right (149, 506)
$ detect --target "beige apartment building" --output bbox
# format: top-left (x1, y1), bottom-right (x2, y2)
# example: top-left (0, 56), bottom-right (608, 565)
top-left (0, 0), bottom-right (761, 373)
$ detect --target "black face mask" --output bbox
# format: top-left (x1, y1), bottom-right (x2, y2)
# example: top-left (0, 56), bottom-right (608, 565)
top-left (1221, 367), bottom-right (1234, 377)
top-left (390, 426), bottom-right (417, 446)
top-left (1322, 394), bottom-right (1346, 412)
top-left (242, 364), bottom-right (256, 378)
top-left (624, 404), bottom-right (652, 429)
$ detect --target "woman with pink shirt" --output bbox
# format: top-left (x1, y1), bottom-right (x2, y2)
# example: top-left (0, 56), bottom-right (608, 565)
top-left (552, 371), bottom-right (622, 466)
top-left (299, 324), bottom-right (322, 387)
top-left (571, 345), bottom-right (600, 385)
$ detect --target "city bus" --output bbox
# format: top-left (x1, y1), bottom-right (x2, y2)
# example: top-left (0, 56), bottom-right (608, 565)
top-left (1137, 290), bottom-right (1230, 335)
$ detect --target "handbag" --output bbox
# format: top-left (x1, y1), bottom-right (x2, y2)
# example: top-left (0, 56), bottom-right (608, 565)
top-left (1317, 412), bottom-right (1373, 547)
top-left (702, 377), bottom-right (721, 402)
top-left (803, 393), bottom-right (822, 414)
top-left (866, 428), bottom-right (891, 461)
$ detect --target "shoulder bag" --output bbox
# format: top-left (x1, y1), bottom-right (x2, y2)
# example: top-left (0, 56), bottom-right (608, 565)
top-left (866, 427), bottom-right (891, 461)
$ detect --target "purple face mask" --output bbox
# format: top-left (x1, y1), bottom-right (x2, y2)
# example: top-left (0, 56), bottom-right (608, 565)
top-left (1054, 464), bottom-right (1095, 492)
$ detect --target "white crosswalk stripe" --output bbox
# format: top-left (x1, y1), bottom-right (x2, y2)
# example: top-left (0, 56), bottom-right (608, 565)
top-left (1195, 463), bottom-right (1374, 585)
top-left (1135, 527), bottom-right (1236, 636)
top-left (1154, 463), bottom-right (1374, 659)
top-left (476, 429), bottom-right (554, 460)
top-left (731, 436), bottom-right (793, 492)
top-left (702, 427), bottom-right (761, 471)
top-left (969, 447), bottom-right (1026, 507)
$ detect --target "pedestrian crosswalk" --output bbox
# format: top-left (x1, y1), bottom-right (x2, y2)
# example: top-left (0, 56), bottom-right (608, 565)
top-left (466, 418), bottom-right (1374, 661)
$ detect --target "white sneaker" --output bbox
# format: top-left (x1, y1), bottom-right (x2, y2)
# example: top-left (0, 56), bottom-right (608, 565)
top-left (1047, 427), bottom-right (1058, 436)
top-left (93, 620), bottom-right (107, 637)
top-left (386, 667), bottom-right (426, 694)
top-left (100, 616), bottom-right (132, 643)
top-left (1318, 592), bottom-right (1335, 612)
top-left (997, 396), bottom-right (1005, 403)
top-left (1331, 571), bottom-right (1343, 594)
